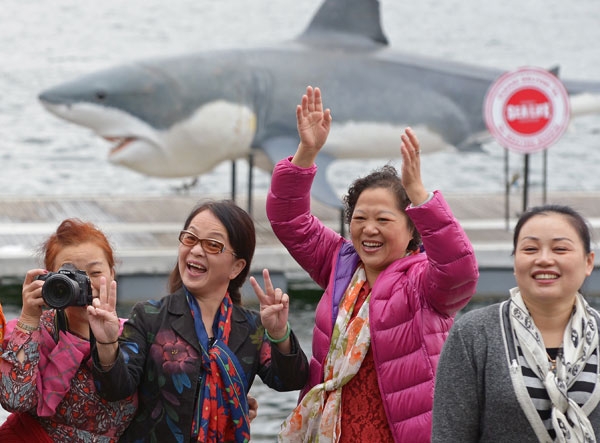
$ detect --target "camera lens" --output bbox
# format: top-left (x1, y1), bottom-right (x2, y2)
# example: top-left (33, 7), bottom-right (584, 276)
top-left (42, 274), bottom-right (79, 309)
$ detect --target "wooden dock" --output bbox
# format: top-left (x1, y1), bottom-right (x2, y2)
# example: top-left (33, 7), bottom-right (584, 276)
top-left (2, 191), bottom-right (600, 300)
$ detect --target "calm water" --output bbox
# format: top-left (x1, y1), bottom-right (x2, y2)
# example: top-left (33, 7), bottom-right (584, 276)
top-left (0, 0), bottom-right (599, 200)
top-left (1, 0), bottom-right (600, 440)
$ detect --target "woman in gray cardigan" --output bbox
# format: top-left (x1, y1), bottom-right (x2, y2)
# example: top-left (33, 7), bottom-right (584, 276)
top-left (432, 205), bottom-right (600, 442)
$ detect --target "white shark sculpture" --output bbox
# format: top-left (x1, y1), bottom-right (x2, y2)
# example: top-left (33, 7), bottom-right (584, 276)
top-left (38, 0), bottom-right (600, 207)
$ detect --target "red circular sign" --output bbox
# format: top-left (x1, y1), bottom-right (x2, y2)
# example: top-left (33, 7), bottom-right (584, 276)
top-left (484, 67), bottom-right (570, 154)
top-left (505, 88), bottom-right (551, 134)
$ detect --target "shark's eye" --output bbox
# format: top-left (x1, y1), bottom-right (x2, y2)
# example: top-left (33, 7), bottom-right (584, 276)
top-left (95, 90), bottom-right (107, 101)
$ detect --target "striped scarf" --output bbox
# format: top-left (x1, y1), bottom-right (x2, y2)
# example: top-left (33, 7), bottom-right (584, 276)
top-left (509, 288), bottom-right (598, 442)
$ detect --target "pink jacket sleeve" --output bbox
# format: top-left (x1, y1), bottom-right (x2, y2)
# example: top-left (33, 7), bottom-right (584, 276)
top-left (266, 157), bottom-right (345, 289)
top-left (406, 190), bottom-right (479, 316)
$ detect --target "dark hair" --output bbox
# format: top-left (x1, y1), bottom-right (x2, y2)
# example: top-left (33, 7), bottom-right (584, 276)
top-left (168, 200), bottom-right (256, 305)
top-left (40, 218), bottom-right (115, 271)
top-left (512, 204), bottom-right (592, 255)
top-left (343, 164), bottom-right (421, 252)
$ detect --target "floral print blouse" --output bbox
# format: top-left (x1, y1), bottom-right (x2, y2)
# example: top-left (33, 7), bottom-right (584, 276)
top-left (0, 310), bottom-right (137, 442)
top-left (92, 290), bottom-right (309, 443)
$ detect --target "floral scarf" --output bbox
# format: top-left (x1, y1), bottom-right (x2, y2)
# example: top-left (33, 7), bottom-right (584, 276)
top-left (509, 288), bottom-right (598, 442)
top-left (279, 265), bottom-right (370, 442)
top-left (186, 291), bottom-right (251, 443)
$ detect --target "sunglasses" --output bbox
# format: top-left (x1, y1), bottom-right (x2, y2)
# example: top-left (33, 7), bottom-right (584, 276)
top-left (178, 230), bottom-right (237, 256)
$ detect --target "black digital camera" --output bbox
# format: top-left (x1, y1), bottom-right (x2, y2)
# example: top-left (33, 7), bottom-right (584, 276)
top-left (37, 263), bottom-right (93, 309)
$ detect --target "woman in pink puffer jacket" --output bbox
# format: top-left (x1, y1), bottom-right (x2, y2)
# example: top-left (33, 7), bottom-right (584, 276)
top-left (267, 86), bottom-right (479, 442)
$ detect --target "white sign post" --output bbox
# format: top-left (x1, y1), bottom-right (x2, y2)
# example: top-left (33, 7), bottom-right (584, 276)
top-left (484, 66), bottom-right (571, 220)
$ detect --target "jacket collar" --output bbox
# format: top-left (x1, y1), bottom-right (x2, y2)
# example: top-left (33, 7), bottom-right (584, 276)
top-left (166, 288), bottom-right (252, 354)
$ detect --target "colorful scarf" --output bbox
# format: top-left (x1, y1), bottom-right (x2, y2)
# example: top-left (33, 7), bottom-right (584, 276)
top-left (35, 313), bottom-right (126, 417)
top-left (509, 288), bottom-right (598, 442)
top-left (37, 327), bottom-right (90, 417)
top-left (279, 265), bottom-right (370, 442)
top-left (3, 312), bottom-right (92, 417)
top-left (187, 291), bottom-right (251, 443)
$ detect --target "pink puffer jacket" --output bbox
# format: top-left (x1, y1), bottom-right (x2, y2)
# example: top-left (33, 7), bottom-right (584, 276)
top-left (267, 157), bottom-right (479, 442)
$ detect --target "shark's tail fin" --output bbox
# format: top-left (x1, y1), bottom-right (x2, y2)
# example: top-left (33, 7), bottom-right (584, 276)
top-left (297, 0), bottom-right (388, 47)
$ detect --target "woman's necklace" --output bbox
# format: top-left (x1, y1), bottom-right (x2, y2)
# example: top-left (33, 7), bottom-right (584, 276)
top-left (546, 352), bottom-right (557, 371)
top-left (546, 347), bottom-right (562, 371)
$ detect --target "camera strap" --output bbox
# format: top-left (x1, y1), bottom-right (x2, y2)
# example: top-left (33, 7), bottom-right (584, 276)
top-left (52, 309), bottom-right (69, 343)
top-left (52, 309), bottom-right (98, 348)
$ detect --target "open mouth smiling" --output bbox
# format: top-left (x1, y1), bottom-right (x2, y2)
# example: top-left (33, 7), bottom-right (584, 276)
top-left (187, 262), bottom-right (206, 273)
top-left (533, 272), bottom-right (559, 280)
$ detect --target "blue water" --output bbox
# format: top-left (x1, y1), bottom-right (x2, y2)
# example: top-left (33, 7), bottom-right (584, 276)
top-left (1, 0), bottom-right (600, 440)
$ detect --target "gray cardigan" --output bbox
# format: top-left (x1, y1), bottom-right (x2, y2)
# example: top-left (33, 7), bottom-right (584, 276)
top-left (432, 301), bottom-right (600, 443)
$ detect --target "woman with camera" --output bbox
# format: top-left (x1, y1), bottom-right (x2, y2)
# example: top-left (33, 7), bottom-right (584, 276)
top-left (0, 218), bottom-right (137, 442)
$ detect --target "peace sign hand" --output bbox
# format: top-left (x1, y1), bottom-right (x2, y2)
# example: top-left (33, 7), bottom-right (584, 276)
top-left (87, 277), bottom-right (120, 344)
top-left (250, 269), bottom-right (291, 351)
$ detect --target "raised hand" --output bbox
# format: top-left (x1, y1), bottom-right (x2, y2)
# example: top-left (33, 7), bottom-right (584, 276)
top-left (293, 86), bottom-right (332, 167)
top-left (400, 127), bottom-right (429, 206)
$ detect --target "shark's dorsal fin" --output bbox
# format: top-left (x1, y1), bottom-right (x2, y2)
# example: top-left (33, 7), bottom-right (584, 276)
top-left (298, 0), bottom-right (388, 47)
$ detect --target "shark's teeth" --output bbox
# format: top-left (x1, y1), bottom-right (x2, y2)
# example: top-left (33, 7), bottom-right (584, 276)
top-left (105, 136), bottom-right (135, 154)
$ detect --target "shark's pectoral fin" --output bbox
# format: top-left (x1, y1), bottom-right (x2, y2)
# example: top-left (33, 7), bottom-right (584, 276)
top-left (261, 137), bottom-right (342, 209)
top-left (313, 152), bottom-right (343, 209)
top-left (261, 136), bottom-right (298, 168)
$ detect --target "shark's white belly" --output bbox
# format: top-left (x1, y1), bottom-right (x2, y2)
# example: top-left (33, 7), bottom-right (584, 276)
top-left (326, 121), bottom-right (455, 159)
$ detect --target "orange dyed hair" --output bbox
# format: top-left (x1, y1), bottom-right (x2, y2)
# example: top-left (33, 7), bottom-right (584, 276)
top-left (40, 218), bottom-right (116, 272)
